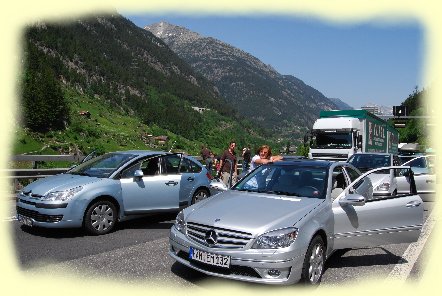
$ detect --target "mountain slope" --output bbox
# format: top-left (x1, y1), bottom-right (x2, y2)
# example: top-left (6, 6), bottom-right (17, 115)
top-left (328, 97), bottom-right (354, 110)
top-left (145, 22), bottom-right (342, 140)
top-left (19, 13), bottom-right (277, 155)
top-left (25, 15), bottom-right (227, 113)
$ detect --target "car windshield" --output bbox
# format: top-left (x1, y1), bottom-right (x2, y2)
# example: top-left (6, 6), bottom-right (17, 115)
top-left (233, 164), bottom-right (327, 199)
top-left (68, 153), bottom-right (137, 178)
top-left (347, 154), bottom-right (390, 173)
top-left (310, 131), bottom-right (352, 149)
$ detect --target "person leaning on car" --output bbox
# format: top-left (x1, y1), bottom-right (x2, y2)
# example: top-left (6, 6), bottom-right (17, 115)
top-left (249, 145), bottom-right (283, 172)
top-left (218, 141), bottom-right (238, 186)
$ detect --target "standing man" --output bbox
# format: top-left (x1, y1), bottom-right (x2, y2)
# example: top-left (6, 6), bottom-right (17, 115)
top-left (218, 141), bottom-right (238, 187)
top-left (200, 145), bottom-right (213, 173)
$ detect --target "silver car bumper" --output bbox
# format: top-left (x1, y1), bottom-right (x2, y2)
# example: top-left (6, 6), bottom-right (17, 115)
top-left (15, 195), bottom-right (85, 229)
top-left (169, 226), bottom-right (305, 285)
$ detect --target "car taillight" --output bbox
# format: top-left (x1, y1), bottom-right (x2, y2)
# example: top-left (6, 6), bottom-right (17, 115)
top-left (206, 172), bottom-right (213, 180)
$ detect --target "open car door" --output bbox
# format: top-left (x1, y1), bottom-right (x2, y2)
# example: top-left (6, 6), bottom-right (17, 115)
top-left (332, 166), bottom-right (423, 250)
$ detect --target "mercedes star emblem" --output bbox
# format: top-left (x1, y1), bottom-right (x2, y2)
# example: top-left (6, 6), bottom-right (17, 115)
top-left (205, 230), bottom-right (218, 246)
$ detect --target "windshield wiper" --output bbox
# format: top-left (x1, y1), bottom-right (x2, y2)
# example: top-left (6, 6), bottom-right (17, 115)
top-left (276, 191), bottom-right (301, 197)
top-left (264, 190), bottom-right (301, 197)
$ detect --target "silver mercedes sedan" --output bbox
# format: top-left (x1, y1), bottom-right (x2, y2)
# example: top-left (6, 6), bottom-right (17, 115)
top-left (169, 160), bottom-right (423, 285)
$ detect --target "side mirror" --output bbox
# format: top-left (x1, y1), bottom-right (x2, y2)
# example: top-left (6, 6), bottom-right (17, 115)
top-left (357, 135), bottom-right (363, 149)
top-left (209, 179), bottom-right (228, 194)
top-left (134, 170), bottom-right (144, 179)
top-left (339, 194), bottom-right (366, 207)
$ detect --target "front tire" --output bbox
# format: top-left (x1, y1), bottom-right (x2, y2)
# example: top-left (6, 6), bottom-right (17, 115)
top-left (84, 200), bottom-right (117, 235)
top-left (301, 235), bottom-right (325, 285)
top-left (191, 188), bottom-right (210, 204)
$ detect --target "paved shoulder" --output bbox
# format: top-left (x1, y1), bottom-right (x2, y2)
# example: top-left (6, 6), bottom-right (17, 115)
top-left (387, 209), bottom-right (436, 281)
top-left (23, 237), bottom-right (201, 288)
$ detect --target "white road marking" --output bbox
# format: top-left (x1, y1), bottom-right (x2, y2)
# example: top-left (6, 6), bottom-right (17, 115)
top-left (387, 210), bottom-right (435, 281)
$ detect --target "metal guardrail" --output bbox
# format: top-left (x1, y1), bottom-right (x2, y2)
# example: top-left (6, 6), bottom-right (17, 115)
top-left (2, 168), bottom-right (69, 179)
top-left (2, 155), bottom-right (81, 193)
top-left (5, 154), bottom-right (81, 179)
top-left (2, 154), bottom-right (245, 189)
top-left (12, 155), bottom-right (82, 162)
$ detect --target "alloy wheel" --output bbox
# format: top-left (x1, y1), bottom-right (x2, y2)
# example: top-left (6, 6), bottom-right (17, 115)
top-left (192, 189), bottom-right (209, 204)
top-left (308, 242), bottom-right (324, 284)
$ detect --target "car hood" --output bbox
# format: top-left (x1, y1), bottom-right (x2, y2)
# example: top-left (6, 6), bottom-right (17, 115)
top-left (185, 190), bottom-right (324, 236)
top-left (21, 173), bottom-right (103, 196)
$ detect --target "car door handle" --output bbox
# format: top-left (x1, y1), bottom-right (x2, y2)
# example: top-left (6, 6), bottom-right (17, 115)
top-left (426, 180), bottom-right (434, 183)
top-left (187, 177), bottom-right (195, 182)
top-left (406, 200), bottom-right (421, 208)
top-left (165, 181), bottom-right (178, 186)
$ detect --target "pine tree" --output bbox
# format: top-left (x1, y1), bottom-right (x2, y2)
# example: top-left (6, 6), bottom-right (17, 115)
top-left (22, 41), bottom-right (70, 132)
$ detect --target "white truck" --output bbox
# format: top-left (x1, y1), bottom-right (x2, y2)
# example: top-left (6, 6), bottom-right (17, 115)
top-left (308, 109), bottom-right (399, 161)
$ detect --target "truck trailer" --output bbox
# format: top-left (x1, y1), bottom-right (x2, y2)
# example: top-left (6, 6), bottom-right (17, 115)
top-left (308, 109), bottom-right (399, 161)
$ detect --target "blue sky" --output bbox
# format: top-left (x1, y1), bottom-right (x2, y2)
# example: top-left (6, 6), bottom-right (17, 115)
top-left (124, 13), bottom-right (423, 109)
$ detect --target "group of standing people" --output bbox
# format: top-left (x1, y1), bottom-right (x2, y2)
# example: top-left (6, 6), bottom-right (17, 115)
top-left (201, 141), bottom-right (283, 187)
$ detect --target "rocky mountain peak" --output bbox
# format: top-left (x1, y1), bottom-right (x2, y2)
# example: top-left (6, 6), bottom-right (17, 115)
top-left (145, 22), bottom-right (279, 77)
top-left (144, 22), bottom-right (203, 45)
top-left (144, 22), bottom-right (344, 139)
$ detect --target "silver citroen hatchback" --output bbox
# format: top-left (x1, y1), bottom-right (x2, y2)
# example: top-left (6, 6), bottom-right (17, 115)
top-left (16, 151), bottom-right (212, 235)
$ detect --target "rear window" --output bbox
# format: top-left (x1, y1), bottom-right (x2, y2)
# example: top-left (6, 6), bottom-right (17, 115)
top-left (348, 154), bottom-right (391, 172)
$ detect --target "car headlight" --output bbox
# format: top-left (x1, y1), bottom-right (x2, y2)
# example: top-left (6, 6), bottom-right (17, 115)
top-left (375, 182), bottom-right (390, 191)
top-left (42, 186), bottom-right (83, 201)
top-left (252, 227), bottom-right (299, 249)
top-left (174, 210), bottom-right (186, 234)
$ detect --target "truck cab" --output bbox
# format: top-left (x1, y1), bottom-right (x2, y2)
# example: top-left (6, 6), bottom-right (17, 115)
top-left (308, 117), bottom-right (362, 161)
top-left (308, 110), bottom-right (398, 162)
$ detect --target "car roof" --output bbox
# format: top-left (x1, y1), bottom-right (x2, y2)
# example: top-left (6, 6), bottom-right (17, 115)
top-left (273, 159), bottom-right (334, 168)
top-left (402, 154), bottom-right (433, 164)
top-left (399, 153), bottom-right (426, 158)
top-left (111, 150), bottom-right (170, 156)
top-left (350, 152), bottom-right (392, 156)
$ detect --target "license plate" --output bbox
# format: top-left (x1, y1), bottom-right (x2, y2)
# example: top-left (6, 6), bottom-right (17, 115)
top-left (189, 247), bottom-right (230, 268)
top-left (17, 214), bottom-right (33, 227)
